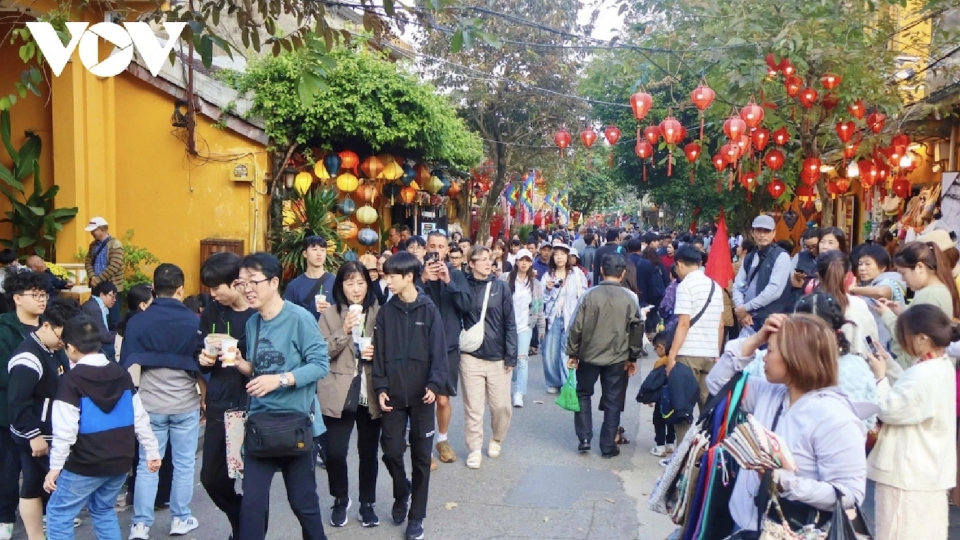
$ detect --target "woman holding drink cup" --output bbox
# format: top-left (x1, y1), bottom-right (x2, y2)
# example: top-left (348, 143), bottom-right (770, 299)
top-left (317, 261), bottom-right (382, 528)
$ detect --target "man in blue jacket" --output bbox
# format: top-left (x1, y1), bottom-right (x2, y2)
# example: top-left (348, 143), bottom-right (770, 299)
top-left (121, 264), bottom-right (203, 540)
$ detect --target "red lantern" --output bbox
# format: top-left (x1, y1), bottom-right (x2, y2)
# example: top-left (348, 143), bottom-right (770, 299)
top-left (779, 59), bottom-right (795, 76)
top-left (765, 53), bottom-right (778, 72)
top-left (712, 154), bottom-right (726, 171)
top-left (799, 87), bottom-right (819, 108)
top-left (858, 159), bottom-right (878, 188)
top-left (801, 157), bottom-right (822, 186)
top-left (892, 133), bottom-right (910, 148)
top-left (767, 178), bottom-right (786, 198)
top-left (764, 149), bottom-right (785, 171)
top-left (828, 180), bottom-right (847, 196)
top-left (892, 177), bottom-right (911, 198)
top-left (848, 99), bottom-right (866, 119)
top-left (888, 145), bottom-right (906, 164)
top-left (796, 185), bottom-right (816, 208)
top-left (643, 125), bottom-right (661, 145)
top-left (820, 73), bottom-right (842, 90)
top-left (554, 130), bottom-right (572, 149)
top-left (835, 121), bottom-right (856, 143)
top-left (691, 84), bottom-right (716, 111)
top-left (659, 117), bottom-right (684, 145)
top-left (400, 186), bottom-right (417, 204)
top-left (724, 116), bottom-right (747, 140)
top-left (772, 127), bottom-right (790, 146)
top-left (684, 142), bottom-right (701, 184)
top-left (740, 101), bottom-right (765, 129)
top-left (751, 128), bottom-right (770, 152)
top-left (580, 128), bottom-right (598, 148)
top-left (784, 76), bottom-right (803, 97)
top-left (603, 126), bottom-right (621, 145)
top-left (876, 162), bottom-right (890, 183)
top-left (821, 93), bottom-right (839, 110)
top-left (635, 140), bottom-right (653, 182)
top-left (867, 112), bottom-right (886, 134)
top-left (736, 134), bottom-right (751, 157)
top-left (741, 171), bottom-right (757, 190)
top-left (339, 150), bottom-right (360, 176)
top-left (360, 155), bottom-right (384, 179)
top-left (721, 143), bottom-right (739, 165)
top-left (630, 92), bottom-right (653, 121)
top-left (843, 142), bottom-right (859, 160)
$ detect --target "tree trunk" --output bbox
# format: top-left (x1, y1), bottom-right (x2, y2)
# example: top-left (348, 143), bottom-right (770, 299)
top-left (476, 142), bottom-right (510, 245)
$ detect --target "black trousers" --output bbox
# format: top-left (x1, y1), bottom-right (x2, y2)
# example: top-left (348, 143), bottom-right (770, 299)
top-left (380, 404), bottom-right (434, 520)
top-left (239, 449), bottom-right (327, 540)
top-left (201, 408), bottom-right (243, 537)
top-left (322, 406), bottom-right (381, 504)
top-left (0, 428), bottom-right (21, 522)
top-left (574, 362), bottom-right (627, 454)
top-left (652, 402), bottom-right (676, 446)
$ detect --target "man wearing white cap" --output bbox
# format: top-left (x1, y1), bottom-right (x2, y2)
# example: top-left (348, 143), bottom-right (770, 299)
top-left (83, 217), bottom-right (125, 326)
top-left (732, 215), bottom-right (792, 332)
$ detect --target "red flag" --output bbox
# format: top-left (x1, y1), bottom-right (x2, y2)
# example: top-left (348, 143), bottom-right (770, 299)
top-left (705, 208), bottom-right (735, 288)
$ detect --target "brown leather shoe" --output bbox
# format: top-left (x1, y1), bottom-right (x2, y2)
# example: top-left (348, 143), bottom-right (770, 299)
top-left (436, 441), bottom-right (457, 463)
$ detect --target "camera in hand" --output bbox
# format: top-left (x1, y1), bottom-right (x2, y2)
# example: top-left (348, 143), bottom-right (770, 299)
top-left (554, 278), bottom-right (564, 286)
top-left (425, 251), bottom-right (440, 264)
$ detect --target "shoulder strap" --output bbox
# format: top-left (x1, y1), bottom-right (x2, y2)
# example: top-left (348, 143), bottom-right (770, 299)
top-left (306, 274), bottom-right (327, 302)
top-left (91, 241), bottom-right (109, 263)
top-left (478, 282), bottom-right (493, 321)
top-left (689, 280), bottom-right (716, 327)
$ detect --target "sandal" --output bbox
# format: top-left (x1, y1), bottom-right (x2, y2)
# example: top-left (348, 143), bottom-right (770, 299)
top-left (614, 426), bottom-right (630, 445)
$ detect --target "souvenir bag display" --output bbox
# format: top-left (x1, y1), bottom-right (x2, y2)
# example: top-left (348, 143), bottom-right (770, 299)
top-left (224, 409), bottom-right (246, 479)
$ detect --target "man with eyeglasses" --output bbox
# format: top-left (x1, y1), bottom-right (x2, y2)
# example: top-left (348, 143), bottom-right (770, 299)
top-left (447, 247), bottom-right (465, 273)
top-left (0, 271), bottom-right (51, 540)
top-left (80, 282), bottom-right (118, 361)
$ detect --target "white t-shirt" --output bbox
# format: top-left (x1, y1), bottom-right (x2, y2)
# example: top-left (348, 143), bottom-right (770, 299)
top-left (675, 269), bottom-right (724, 358)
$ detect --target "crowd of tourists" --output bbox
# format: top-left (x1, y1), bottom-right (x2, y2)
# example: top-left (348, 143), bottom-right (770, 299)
top-left (0, 213), bottom-right (957, 540)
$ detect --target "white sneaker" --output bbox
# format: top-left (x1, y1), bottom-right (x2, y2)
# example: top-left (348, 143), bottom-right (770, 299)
top-left (129, 523), bottom-right (150, 540)
top-left (466, 450), bottom-right (482, 469)
top-left (170, 516), bottom-right (199, 536)
top-left (650, 445), bottom-right (667, 457)
top-left (0, 523), bottom-right (13, 540)
top-left (488, 440), bottom-right (502, 458)
top-left (666, 443), bottom-right (676, 454)
top-left (546, 387), bottom-right (559, 394)
top-left (512, 392), bottom-right (524, 408)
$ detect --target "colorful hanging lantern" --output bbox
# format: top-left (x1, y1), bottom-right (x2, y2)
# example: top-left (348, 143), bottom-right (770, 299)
top-left (835, 121), bottom-right (856, 143)
top-left (357, 227), bottom-right (379, 247)
top-left (684, 142), bottom-right (701, 185)
top-left (827, 180), bottom-right (847, 197)
top-left (356, 183), bottom-right (378, 203)
top-left (779, 59), bottom-right (795, 76)
top-left (848, 99), bottom-right (866, 119)
top-left (843, 142), bottom-right (859, 160)
top-left (858, 159), bottom-right (878, 188)
top-left (635, 140), bottom-right (654, 182)
top-left (659, 116), bottom-right (684, 176)
top-left (401, 164), bottom-right (416, 186)
top-left (399, 186), bottom-right (417, 204)
top-left (603, 126), bottom-right (621, 145)
top-left (892, 177), bottom-right (911, 198)
top-left (336, 197), bottom-right (357, 215)
top-left (337, 221), bottom-right (359, 241)
top-left (339, 150), bottom-right (360, 176)
top-left (736, 135), bottom-right (751, 157)
top-left (383, 183), bottom-right (402, 205)
top-left (740, 100), bottom-right (764, 129)
top-left (643, 125), bottom-right (661, 145)
top-left (712, 154), bottom-right (726, 171)
top-left (741, 171), bottom-right (758, 201)
top-left (690, 82), bottom-right (716, 139)
top-left (425, 175), bottom-right (444, 194)
top-left (887, 145), bottom-right (906, 164)
top-left (360, 156), bottom-right (384, 179)
top-left (630, 92), bottom-right (653, 121)
top-left (876, 162), bottom-right (891, 183)
top-left (801, 157), bottom-right (822, 186)
top-left (294, 171), bottom-right (312, 195)
top-left (820, 73), bottom-right (842, 90)
top-left (892, 133), bottom-right (911, 148)
top-left (554, 129), bottom-right (572, 149)
top-left (336, 173), bottom-right (360, 193)
top-left (721, 143), bottom-right (739, 165)
top-left (799, 87), bottom-right (819, 108)
top-left (381, 160), bottom-right (403, 181)
top-left (784, 76), bottom-right (803, 98)
top-left (447, 181), bottom-right (462, 197)
top-left (580, 128), bottom-right (598, 148)
top-left (356, 205), bottom-right (378, 225)
top-left (723, 115), bottom-right (747, 140)
top-left (765, 53), bottom-right (779, 74)
top-left (751, 128), bottom-right (770, 152)
top-left (763, 149), bottom-right (785, 171)
top-left (767, 178), bottom-right (786, 198)
top-left (323, 154), bottom-right (343, 178)
top-left (414, 163), bottom-right (431, 185)
top-left (821, 93), bottom-right (839, 110)
top-left (867, 112), bottom-right (886, 134)
top-left (772, 127), bottom-right (790, 146)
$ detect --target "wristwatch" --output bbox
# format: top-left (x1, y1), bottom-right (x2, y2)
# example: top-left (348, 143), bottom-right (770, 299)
top-left (279, 373), bottom-right (290, 388)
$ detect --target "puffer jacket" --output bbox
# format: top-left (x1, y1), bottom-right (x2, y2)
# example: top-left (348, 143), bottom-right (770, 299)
top-left (462, 274), bottom-right (518, 367)
top-left (318, 302), bottom-right (381, 419)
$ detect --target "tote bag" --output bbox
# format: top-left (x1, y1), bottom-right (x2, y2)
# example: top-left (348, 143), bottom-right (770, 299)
top-left (459, 282), bottom-right (492, 353)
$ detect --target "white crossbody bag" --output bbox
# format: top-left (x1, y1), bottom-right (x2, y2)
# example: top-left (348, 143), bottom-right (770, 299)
top-left (459, 282), bottom-right (492, 353)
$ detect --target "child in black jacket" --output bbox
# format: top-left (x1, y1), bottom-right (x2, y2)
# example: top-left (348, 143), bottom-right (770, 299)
top-left (373, 252), bottom-right (448, 540)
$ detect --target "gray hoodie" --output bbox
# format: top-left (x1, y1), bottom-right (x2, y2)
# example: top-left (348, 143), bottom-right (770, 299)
top-left (706, 341), bottom-right (868, 531)
top-left (867, 271), bottom-right (907, 347)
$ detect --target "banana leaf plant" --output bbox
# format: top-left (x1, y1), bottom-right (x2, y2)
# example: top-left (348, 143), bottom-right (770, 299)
top-left (0, 109), bottom-right (78, 259)
top-left (271, 186), bottom-right (345, 280)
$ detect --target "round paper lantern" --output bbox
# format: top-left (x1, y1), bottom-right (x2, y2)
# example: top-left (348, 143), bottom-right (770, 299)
top-left (736, 135), bottom-right (750, 156)
top-left (780, 59), bottom-right (795, 76)
top-left (635, 140), bottom-right (653, 159)
top-left (338, 151), bottom-right (360, 175)
top-left (659, 117), bottom-right (684, 145)
top-left (799, 87), bottom-right (819, 108)
top-left (356, 205), bottom-right (378, 225)
top-left (772, 127), bottom-right (790, 146)
top-left (712, 154), bottom-right (727, 172)
top-left (876, 162), bottom-right (890, 183)
top-left (357, 183), bottom-right (378, 203)
top-left (294, 171), bottom-right (312, 195)
top-left (751, 128), bottom-right (770, 152)
top-left (801, 157), bottom-right (822, 186)
top-left (323, 154), bottom-right (342, 178)
top-left (867, 112), bottom-right (886, 134)
top-left (360, 156), bottom-right (384, 179)
top-left (425, 175), bottom-right (444, 194)
top-left (784, 76), bottom-right (803, 98)
top-left (383, 182), bottom-right (402, 204)
top-left (835, 121), bottom-right (855, 143)
top-left (683, 142), bottom-right (701, 163)
top-left (337, 221), bottom-right (358, 241)
top-left (447, 181), bottom-right (462, 197)
top-left (723, 116), bottom-right (747, 140)
top-left (603, 126), bottom-right (621, 145)
top-left (357, 227), bottom-right (379, 247)
top-left (336, 197), bottom-right (357, 215)
top-left (314, 161), bottom-right (331, 181)
top-left (282, 208), bottom-right (296, 227)
top-left (400, 186), bottom-right (417, 204)
top-left (414, 163), bottom-right (432, 185)
top-left (767, 179), bottom-right (786, 198)
top-left (858, 159), bottom-right (878, 188)
top-left (381, 160), bottom-right (404, 181)
top-left (821, 93), bottom-right (839, 110)
top-left (892, 177), bottom-right (911, 198)
top-left (721, 143), bottom-right (739, 165)
top-left (848, 99), bottom-right (866, 119)
top-left (554, 129), bottom-right (572, 149)
top-left (740, 101), bottom-right (764, 129)
top-left (892, 133), bottom-right (911, 148)
top-left (843, 142), bottom-right (859, 160)
top-left (580, 128), bottom-right (598, 148)
top-left (643, 125), bottom-right (661, 145)
top-left (630, 92), bottom-right (653, 121)
top-left (763, 149), bottom-right (785, 171)
top-left (740, 171), bottom-right (757, 191)
top-left (401, 164), bottom-right (416, 186)
top-left (820, 73), bottom-right (842, 90)
top-left (336, 173), bottom-right (360, 192)
top-left (691, 84), bottom-right (715, 111)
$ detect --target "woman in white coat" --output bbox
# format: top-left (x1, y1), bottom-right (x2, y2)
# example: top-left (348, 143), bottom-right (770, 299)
top-left (815, 251), bottom-right (879, 356)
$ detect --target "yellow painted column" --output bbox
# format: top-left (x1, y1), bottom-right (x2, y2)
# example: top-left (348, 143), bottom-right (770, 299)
top-left (52, 60), bottom-right (118, 263)
top-left (892, 0), bottom-right (933, 101)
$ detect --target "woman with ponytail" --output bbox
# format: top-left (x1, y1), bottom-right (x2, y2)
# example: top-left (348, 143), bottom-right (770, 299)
top-left (815, 251), bottom-right (879, 357)
top-left (875, 241), bottom-right (960, 367)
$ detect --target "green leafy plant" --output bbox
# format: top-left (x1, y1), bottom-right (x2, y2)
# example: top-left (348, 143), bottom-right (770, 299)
top-left (0, 110), bottom-right (78, 259)
top-left (121, 230), bottom-right (160, 290)
top-left (271, 188), bottom-right (345, 279)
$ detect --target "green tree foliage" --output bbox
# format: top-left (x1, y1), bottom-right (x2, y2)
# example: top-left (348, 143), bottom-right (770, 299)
top-left (222, 44), bottom-right (482, 169)
top-left (419, 0), bottom-right (589, 243)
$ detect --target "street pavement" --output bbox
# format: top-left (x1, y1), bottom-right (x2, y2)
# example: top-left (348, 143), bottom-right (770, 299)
top-left (18, 348), bottom-right (960, 540)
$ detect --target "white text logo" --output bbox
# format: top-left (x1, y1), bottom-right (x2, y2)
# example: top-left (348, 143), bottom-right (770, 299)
top-left (26, 22), bottom-right (187, 78)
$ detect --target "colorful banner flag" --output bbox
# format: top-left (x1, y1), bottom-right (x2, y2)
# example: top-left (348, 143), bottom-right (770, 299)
top-left (521, 171), bottom-right (535, 213)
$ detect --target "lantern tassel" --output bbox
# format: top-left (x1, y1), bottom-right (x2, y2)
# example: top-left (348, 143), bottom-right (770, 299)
top-left (643, 162), bottom-right (647, 182)
top-left (667, 151), bottom-right (673, 177)
top-left (690, 167), bottom-right (695, 185)
top-left (717, 174), bottom-right (722, 194)
top-left (699, 114), bottom-right (705, 140)
top-left (747, 189), bottom-right (752, 203)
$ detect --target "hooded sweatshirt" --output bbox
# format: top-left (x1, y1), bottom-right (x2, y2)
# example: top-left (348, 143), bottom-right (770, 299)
top-left (707, 340), bottom-right (868, 532)
top-left (50, 354), bottom-right (160, 477)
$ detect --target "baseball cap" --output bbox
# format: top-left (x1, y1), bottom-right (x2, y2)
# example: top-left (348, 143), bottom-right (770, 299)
top-left (515, 248), bottom-right (534, 261)
top-left (552, 243), bottom-right (572, 252)
top-left (538, 241), bottom-right (552, 249)
top-left (917, 230), bottom-right (955, 252)
top-left (569, 247), bottom-right (579, 257)
top-left (84, 217), bottom-right (108, 232)
top-left (752, 215), bottom-right (776, 231)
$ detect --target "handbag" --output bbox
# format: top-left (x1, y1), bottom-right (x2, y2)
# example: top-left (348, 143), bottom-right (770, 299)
top-left (224, 410), bottom-right (247, 479)
top-left (555, 367), bottom-right (580, 412)
top-left (826, 487), bottom-right (873, 540)
top-left (459, 282), bottom-right (492, 353)
top-left (342, 345), bottom-right (363, 414)
top-left (242, 318), bottom-right (316, 459)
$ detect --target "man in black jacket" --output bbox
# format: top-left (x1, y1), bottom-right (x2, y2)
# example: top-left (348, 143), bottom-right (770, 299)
top-left (195, 253), bottom-right (255, 540)
top-left (373, 252), bottom-right (449, 540)
top-left (422, 232), bottom-right (471, 468)
top-left (626, 237), bottom-right (665, 308)
top-left (593, 229), bottom-right (623, 281)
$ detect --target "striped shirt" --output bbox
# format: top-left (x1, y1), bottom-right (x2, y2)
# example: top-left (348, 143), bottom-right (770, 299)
top-left (674, 269), bottom-right (723, 358)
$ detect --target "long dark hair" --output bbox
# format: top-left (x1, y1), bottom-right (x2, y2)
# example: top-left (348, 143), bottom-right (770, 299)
top-left (508, 255), bottom-right (534, 293)
top-left (894, 241), bottom-right (960, 318)
top-left (794, 292), bottom-right (853, 355)
top-left (895, 304), bottom-right (960, 356)
top-left (548, 247), bottom-right (573, 275)
top-left (332, 261), bottom-right (376, 314)
top-left (816, 251), bottom-right (850, 313)
top-left (117, 283), bottom-right (154, 337)
top-left (622, 262), bottom-right (640, 296)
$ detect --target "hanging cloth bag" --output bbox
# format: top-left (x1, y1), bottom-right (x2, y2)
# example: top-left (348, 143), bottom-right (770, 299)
top-left (555, 368), bottom-right (580, 412)
top-left (459, 282), bottom-right (492, 353)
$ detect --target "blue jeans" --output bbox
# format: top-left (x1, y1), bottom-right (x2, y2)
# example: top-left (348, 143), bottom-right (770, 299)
top-left (513, 329), bottom-right (533, 395)
top-left (47, 470), bottom-right (126, 540)
top-left (133, 409), bottom-right (200, 526)
top-left (543, 318), bottom-right (570, 390)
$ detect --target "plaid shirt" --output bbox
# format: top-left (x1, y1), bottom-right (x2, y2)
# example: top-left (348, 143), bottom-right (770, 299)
top-left (92, 237), bottom-right (110, 275)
